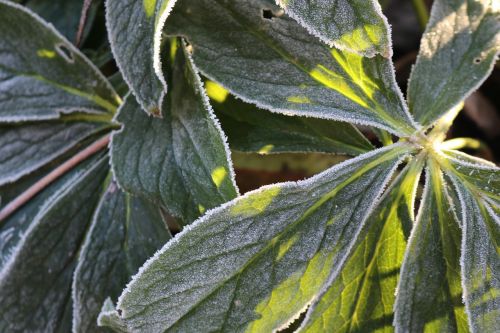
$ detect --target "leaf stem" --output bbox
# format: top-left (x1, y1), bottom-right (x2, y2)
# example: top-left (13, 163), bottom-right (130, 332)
top-left (411, 0), bottom-right (429, 29)
top-left (75, 0), bottom-right (94, 47)
top-left (0, 134), bottom-right (110, 223)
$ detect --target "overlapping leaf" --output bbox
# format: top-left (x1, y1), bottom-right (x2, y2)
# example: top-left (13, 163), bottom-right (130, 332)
top-left (105, 0), bottom-right (177, 115)
top-left (0, 155), bottom-right (109, 332)
top-left (0, 117), bottom-right (112, 186)
top-left (394, 159), bottom-right (468, 332)
top-left (206, 81), bottom-right (373, 155)
top-left (101, 144), bottom-right (414, 332)
top-left (111, 42), bottom-right (238, 224)
top-left (300, 155), bottom-right (424, 332)
top-left (408, 0), bottom-right (500, 127)
top-left (276, 0), bottom-right (392, 57)
top-left (0, 0), bottom-right (120, 122)
top-left (442, 151), bottom-right (500, 332)
top-left (72, 181), bottom-right (171, 333)
top-left (166, 0), bottom-right (417, 135)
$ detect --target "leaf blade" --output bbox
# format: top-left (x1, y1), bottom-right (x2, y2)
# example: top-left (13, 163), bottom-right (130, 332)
top-left (166, 0), bottom-right (417, 135)
top-left (0, 156), bottom-right (109, 332)
top-left (276, 0), bottom-right (392, 57)
top-left (0, 0), bottom-right (120, 122)
top-left (408, 0), bottom-right (500, 127)
top-left (208, 81), bottom-right (373, 155)
top-left (111, 42), bottom-right (238, 224)
top-left (105, 0), bottom-right (177, 115)
top-left (394, 159), bottom-right (468, 332)
top-left (104, 144), bottom-right (414, 332)
top-left (301, 155), bottom-right (425, 332)
top-left (72, 181), bottom-right (171, 333)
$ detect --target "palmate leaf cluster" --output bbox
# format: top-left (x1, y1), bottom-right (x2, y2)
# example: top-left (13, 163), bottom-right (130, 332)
top-left (0, 0), bottom-right (499, 332)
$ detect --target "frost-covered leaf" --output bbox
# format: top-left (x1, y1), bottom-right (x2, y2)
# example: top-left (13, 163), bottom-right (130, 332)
top-left (25, 0), bottom-right (99, 43)
top-left (394, 159), bottom-right (468, 332)
top-left (0, 0), bottom-right (120, 122)
top-left (0, 117), bottom-right (111, 186)
top-left (276, 0), bottom-right (392, 57)
top-left (166, 0), bottom-right (417, 135)
top-left (103, 144), bottom-right (414, 332)
top-left (97, 299), bottom-right (128, 333)
top-left (207, 81), bottom-right (373, 155)
top-left (301, 156), bottom-right (424, 332)
top-left (105, 0), bottom-right (177, 115)
top-left (0, 156), bottom-right (109, 332)
top-left (111, 42), bottom-right (238, 224)
top-left (408, 0), bottom-right (500, 127)
top-left (72, 181), bottom-right (171, 333)
top-left (443, 153), bottom-right (500, 332)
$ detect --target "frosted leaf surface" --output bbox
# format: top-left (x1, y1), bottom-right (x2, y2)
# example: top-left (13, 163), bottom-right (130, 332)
top-left (105, 0), bottom-right (177, 115)
top-left (440, 149), bottom-right (500, 332)
top-left (103, 144), bottom-right (414, 332)
top-left (394, 161), bottom-right (468, 332)
top-left (408, 0), bottom-right (500, 127)
top-left (0, 0), bottom-right (120, 122)
top-left (165, 0), bottom-right (417, 135)
top-left (276, 0), bottom-right (392, 57)
top-left (0, 156), bottom-right (109, 332)
top-left (208, 81), bottom-right (373, 155)
top-left (72, 181), bottom-right (171, 333)
top-left (0, 119), bottom-right (110, 186)
top-left (301, 156), bottom-right (424, 332)
top-left (111, 43), bottom-right (238, 224)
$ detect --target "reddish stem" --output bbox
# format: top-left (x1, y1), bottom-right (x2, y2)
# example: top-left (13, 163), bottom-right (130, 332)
top-left (0, 135), bottom-right (110, 222)
top-left (75, 0), bottom-right (94, 47)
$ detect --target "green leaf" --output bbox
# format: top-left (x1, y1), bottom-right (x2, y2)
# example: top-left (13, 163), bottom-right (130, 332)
top-left (166, 0), bottom-right (417, 135)
top-left (442, 151), bottom-right (500, 332)
top-left (98, 299), bottom-right (128, 333)
top-left (72, 180), bottom-right (171, 333)
top-left (408, 0), bottom-right (500, 127)
top-left (25, 0), bottom-right (99, 44)
top-left (0, 0), bottom-right (121, 122)
top-left (105, 0), bottom-right (177, 115)
top-left (111, 42), bottom-right (238, 224)
top-left (276, 0), bottom-right (392, 58)
top-left (0, 118), bottom-right (111, 186)
top-left (103, 143), bottom-right (414, 332)
top-left (206, 80), bottom-right (373, 155)
top-left (0, 156), bottom-right (109, 332)
top-left (394, 159), bottom-right (468, 332)
top-left (300, 155), bottom-right (424, 332)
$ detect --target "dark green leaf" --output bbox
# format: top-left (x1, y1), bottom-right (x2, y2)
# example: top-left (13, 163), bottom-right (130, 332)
top-left (0, 156), bottom-right (109, 332)
top-left (206, 81), bottom-right (373, 155)
top-left (408, 0), bottom-right (500, 127)
top-left (0, 117), bottom-right (111, 186)
top-left (105, 0), bottom-right (177, 115)
top-left (103, 144), bottom-right (414, 332)
top-left (111, 42), bottom-right (238, 224)
top-left (0, 0), bottom-right (120, 122)
top-left (72, 181), bottom-right (171, 332)
top-left (277, 0), bottom-right (392, 57)
top-left (166, 0), bottom-right (418, 135)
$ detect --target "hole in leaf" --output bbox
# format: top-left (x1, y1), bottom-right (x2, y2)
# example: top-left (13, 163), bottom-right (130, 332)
top-left (55, 43), bottom-right (75, 63)
top-left (262, 9), bottom-right (275, 20)
top-left (473, 57), bottom-right (482, 64)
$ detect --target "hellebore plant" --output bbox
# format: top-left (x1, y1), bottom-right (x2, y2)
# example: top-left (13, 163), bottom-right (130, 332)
top-left (0, 0), bottom-right (499, 332)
